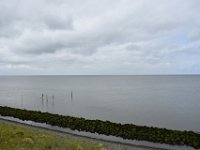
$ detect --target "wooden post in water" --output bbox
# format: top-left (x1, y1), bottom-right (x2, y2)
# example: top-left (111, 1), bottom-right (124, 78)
top-left (52, 95), bottom-right (54, 106)
top-left (21, 95), bottom-right (23, 108)
top-left (71, 90), bottom-right (73, 100)
top-left (42, 93), bottom-right (44, 106)
top-left (46, 94), bottom-right (48, 109)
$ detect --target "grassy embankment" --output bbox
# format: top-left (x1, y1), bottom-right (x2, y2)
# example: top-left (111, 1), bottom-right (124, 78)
top-left (0, 121), bottom-right (107, 150)
top-left (0, 106), bottom-right (200, 149)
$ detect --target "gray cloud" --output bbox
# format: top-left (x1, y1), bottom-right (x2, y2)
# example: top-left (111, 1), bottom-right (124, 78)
top-left (44, 15), bottom-right (73, 30)
top-left (0, 0), bottom-right (200, 74)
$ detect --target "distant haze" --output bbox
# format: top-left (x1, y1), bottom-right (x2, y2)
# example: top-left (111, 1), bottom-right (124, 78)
top-left (0, 0), bottom-right (200, 75)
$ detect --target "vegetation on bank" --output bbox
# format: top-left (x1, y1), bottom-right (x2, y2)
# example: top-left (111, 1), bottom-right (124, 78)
top-left (0, 121), bottom-right (107, 150)
top-left (0, 106), bottom-right (199, 149)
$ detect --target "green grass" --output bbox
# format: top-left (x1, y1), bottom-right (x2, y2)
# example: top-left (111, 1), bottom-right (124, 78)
top-left (0, 122), bottom-right (107, 150)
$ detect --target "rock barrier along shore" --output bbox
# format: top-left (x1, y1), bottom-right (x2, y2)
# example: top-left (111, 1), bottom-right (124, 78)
top-left (0, 106), bottom-right (199, 149)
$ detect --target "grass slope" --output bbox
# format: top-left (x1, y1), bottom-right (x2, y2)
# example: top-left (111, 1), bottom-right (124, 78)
top-left (0, 121), bottom-right (107, 150)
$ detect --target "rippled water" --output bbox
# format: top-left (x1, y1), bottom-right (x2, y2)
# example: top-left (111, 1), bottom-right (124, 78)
top-left (0, 75), bottom-right (200, 132)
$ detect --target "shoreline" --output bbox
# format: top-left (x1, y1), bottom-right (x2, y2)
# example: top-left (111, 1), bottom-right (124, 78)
top-left (0, 118), bottom-right (161, 150)
top-left (0, 106), bottom-right (199, 149)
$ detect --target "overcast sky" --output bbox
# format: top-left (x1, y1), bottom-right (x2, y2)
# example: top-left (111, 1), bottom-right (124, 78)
top-left (0, 0), bottom-right (200, 75)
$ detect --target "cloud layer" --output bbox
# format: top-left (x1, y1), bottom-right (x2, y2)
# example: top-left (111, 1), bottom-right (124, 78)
top-left (0, 0), bottom-right (200, 75)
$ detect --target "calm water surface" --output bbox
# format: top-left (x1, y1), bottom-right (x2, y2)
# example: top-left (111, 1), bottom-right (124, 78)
top-left (0, 75), bottom-right (200, 132)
